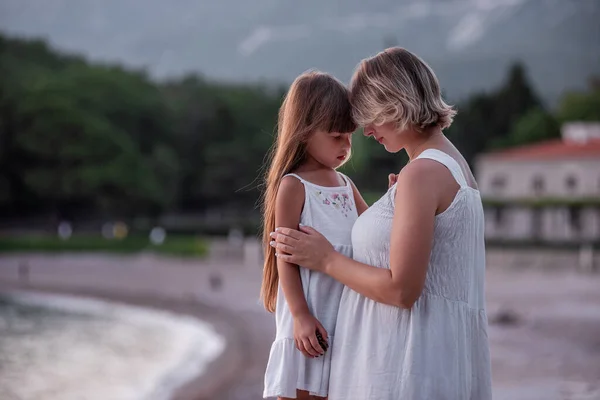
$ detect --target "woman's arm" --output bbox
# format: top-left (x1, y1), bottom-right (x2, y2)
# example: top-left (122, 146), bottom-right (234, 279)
top-left (275, 161), bottom-right (443, 309)
top-left (323, 163), bottom-right (435, 307)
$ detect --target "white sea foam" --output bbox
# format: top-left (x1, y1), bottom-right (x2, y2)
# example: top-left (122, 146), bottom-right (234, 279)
top-left (0, 291), bottom-right (226, 400)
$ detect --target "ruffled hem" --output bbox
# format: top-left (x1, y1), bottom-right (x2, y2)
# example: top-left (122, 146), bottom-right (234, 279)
top-left (263, 336), bottom-right (333, 398)
top-left (329, 291), bottom-right (491, 400)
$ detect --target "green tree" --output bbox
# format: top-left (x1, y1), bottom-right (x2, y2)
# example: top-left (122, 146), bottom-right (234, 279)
top-left (448, 62), bottom-right (542, 165)
top-left (162, 76), bottom-right (281, 212)
top-left (0, 34), bottom-right (179, 217)
top-left (557, 85), bottom-right (600, 122)
top-left (5, 32), bottom-right (589, 231)
top-left (501, 108), bottom-right (561, 147)
top-left (13, 70), bottom-right (170, 217)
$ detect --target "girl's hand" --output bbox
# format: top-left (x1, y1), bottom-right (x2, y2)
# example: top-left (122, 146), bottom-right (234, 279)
top-left (270, 226), bottom-right (335, 272)
top-left (293, 312), bottom-right (328, 358)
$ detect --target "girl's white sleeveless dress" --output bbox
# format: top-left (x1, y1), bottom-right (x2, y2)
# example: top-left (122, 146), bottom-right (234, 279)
top-left (328, 149), bottom-right (492, 400)
top-left (263, 172), bottom-right (358, 399)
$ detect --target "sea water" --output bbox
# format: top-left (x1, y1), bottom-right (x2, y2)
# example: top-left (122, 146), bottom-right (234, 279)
top-left (0, 291), bottom-right (226, 400)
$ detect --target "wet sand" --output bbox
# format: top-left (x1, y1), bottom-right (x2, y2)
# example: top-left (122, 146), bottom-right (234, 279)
top-left (486, 267), bottom-right (600, 400)
top-left (1, 251), bottom-right (599, 399)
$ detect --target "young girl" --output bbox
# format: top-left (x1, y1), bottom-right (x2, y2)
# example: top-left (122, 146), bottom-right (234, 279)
top-left (261, 71), bottom-right (368, 400)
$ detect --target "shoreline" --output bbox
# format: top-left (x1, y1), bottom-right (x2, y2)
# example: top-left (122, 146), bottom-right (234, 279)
top-left (0, 252), bottom-right (275, 400)
top-left (3, 252), bottom-right (598, 399)
top-left (0, 282), bottom-right (248, 400)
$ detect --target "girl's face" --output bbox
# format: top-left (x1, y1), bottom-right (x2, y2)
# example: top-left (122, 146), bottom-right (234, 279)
top-left (363, 121), bottom-right (406, 153)
top-left (305, 130), bottom-right (352, 169)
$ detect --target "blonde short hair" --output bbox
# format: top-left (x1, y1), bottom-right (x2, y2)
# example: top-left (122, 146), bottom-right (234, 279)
top-left (350, 47), bottom-right (457, 131)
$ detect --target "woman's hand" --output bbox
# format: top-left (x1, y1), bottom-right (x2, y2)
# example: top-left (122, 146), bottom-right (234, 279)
top-left (293, 312), bottom-right (329, 358)
top-left (388, 173), bottom-right (399, 188)
top-left (270, 226), bottom-right (335, 272)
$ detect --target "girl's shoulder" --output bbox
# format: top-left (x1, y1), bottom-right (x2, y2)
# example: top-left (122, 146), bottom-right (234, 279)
top-left (278, 174), bottom-right (306, 197)
top-left (275, 174), bottom-right (306, 218)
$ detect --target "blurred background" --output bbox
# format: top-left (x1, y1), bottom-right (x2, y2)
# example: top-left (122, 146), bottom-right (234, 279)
top-left (0, 1), bottom-right (599, 399)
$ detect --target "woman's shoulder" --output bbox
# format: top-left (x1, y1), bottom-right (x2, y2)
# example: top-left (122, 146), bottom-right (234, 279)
top-left (397, 159), bottom-right (448, 188)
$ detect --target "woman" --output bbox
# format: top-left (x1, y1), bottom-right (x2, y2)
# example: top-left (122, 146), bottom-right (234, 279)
top-left (270, 47), bottom-right (492, 400)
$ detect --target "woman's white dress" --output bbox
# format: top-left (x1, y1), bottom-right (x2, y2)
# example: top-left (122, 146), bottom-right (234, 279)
top-left (328, 149), bottom-right (492, 400)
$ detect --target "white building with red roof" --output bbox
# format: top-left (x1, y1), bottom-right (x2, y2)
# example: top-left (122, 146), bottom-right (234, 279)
top-left (476, 122), bottom-right (600, 244)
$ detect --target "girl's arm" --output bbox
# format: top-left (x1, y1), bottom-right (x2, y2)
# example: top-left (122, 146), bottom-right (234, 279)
top-left (275, 176), bottom-right (327, 357)
top-left (348, 179), bottom-right (369, 216)
top-left (275, 176), bottom-right (309, 317)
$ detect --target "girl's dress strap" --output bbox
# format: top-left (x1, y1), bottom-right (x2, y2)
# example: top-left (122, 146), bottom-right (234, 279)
top-left (336, 172), bottom-right (352, 188)
top-left (282, 173), bottom-right (306, 183)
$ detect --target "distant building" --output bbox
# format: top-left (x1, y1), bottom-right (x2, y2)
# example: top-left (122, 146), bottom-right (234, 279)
top-left (476, 122), bottom-right (600, 243)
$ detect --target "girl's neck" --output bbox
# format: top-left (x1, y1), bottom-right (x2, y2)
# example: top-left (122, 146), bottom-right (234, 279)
top-left (294, 154), bottom-right (333, 174)
top-left (293, 160), bottom-right (342, 187)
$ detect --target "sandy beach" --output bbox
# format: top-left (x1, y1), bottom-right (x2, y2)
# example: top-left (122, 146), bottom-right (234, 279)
top-left (0, 252), bottom-right (275, 400)
top-left (1, 249), bottom-right (599, 399)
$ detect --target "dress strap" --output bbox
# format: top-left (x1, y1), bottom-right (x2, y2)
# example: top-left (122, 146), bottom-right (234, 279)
top-left (282, 173), bottom-right (306, 183)
top-left (283, 172), bottom-right (351, 189)
top-left (336, 172), bottom-right (352, 189)
top-left (415, 149), bottom-right (468, 188)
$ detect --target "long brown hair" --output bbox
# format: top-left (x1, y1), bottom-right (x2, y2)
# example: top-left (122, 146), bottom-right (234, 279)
top-left (260, 70), bottom-right (356, 312)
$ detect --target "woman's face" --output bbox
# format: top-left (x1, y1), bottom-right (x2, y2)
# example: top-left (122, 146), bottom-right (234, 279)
top-left (363, 122), bottom-right (407, 153)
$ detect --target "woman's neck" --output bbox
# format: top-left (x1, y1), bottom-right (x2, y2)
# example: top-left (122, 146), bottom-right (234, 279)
top-left (405, 126), bottom-right (444, 161)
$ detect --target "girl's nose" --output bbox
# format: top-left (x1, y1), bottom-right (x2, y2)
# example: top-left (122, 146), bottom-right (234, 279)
top-left (344, 134), bottom-right (352, 147)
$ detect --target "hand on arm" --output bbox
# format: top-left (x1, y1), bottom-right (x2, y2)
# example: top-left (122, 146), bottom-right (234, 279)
top-left (275, 176), bottom-right (328, 357)
top-left (274, 162), bottom-right (440, 309)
